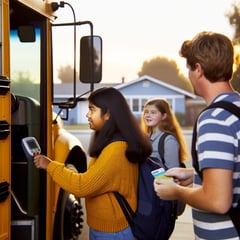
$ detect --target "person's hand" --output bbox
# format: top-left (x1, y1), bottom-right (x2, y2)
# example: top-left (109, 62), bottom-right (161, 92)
top-left (34, 155), bottom-right (52, 170)
top-left (164, 167), bottom-right (194, 186)
top-left (153, 178), bottom-right (179, 200)
top-left (153, 167), bottom-right (194, 201)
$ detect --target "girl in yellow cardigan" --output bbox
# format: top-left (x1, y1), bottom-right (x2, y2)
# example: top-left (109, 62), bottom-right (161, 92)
top-left (34, 87), bottom-right (152, 240)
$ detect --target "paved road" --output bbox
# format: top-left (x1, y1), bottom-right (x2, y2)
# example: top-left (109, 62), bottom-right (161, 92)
top-left (70, 129), bottom-right (195, 239)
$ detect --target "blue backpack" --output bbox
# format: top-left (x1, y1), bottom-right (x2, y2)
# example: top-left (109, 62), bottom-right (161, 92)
top-left (114, 133), bottom-right (179, 240)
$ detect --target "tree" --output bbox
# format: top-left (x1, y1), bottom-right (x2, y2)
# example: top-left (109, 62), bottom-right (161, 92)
top-left (231, 64), bottom-right (240, 91)
top-left (138, 56), bottom-right (193, 93)
top-left (11, 71), bottom-right (40, 101)
top-left (226, 3), bottom-right (240, 44)
top-left (226, 2), bottom-right (240, 92)
top-left (58, 64), bottom-right (79, 83)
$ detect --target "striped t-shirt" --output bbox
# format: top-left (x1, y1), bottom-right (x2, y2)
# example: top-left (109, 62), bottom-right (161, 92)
top-left (193, 92), bottom-right (240, 239)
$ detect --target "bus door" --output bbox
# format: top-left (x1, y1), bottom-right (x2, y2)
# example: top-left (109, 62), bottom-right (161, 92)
top-left (0, 0), bottom-right (11, 239)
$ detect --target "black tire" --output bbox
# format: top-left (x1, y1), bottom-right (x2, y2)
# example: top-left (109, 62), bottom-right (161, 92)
top-left (53, 164), bottom-right (84, 240)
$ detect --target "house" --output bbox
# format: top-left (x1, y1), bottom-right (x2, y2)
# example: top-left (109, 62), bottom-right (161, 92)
top-left (53, 75), bottom-right (204, 126)
top-left (115, 75), bottom-right (196, 122)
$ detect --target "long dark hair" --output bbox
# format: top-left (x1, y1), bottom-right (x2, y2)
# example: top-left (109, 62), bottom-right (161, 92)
top-left (88, 87), bottom-right (152, 163)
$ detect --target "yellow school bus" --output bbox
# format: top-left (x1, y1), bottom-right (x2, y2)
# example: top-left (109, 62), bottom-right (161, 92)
top-left (0, 0), bottom-right (102, 239)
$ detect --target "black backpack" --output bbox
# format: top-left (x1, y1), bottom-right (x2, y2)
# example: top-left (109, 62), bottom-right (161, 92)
top-left (114, 133), bottom-right (182, 240)
top-left (192, 101), bottom-right (240, 236)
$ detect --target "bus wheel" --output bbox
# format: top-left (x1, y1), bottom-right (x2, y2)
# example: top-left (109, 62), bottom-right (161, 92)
top-left (53, 164), bottom-right (84, 240)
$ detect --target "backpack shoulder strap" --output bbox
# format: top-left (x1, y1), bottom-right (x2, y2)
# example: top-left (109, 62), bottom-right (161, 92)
top-left (192, 101), bottom-right (240, 179)
top-left (158, 132), bottom-right (171, 167)
top-left (208, 101), bottom-right (240, 118)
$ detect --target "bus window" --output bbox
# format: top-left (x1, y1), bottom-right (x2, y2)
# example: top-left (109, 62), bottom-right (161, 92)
top-left (10, 27), bottom-right (40, 102)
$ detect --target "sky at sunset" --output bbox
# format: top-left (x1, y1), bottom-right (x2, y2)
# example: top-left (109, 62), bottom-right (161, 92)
top-left (54, 0), bottom-right (235, 83)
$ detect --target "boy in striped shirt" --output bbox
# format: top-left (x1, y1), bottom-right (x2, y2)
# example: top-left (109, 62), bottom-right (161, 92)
top-left (154, 31), bottom-right (240, 239)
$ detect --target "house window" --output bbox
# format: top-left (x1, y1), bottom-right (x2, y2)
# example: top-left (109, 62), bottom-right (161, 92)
top-left (167, 98), bottom-right (172, 106)
top-left (133, 98), bottom-right (139, 111)
top-left (141, 98), bottom-right (148, 111)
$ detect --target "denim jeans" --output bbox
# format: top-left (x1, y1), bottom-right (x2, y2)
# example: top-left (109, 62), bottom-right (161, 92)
top-left (89, 226), bottom-right (135, 240)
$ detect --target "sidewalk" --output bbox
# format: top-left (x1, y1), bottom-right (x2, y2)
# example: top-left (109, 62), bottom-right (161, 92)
top-left (170, 205), bottom-right (194, 239)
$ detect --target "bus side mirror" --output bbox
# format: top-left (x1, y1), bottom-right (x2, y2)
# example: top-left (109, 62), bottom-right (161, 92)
top-left (80, 35), bottom-right (102, 83)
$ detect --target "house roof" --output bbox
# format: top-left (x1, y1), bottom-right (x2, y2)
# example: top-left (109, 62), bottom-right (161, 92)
top-left (54, 75), bottom-right (196, 99)
top-left (115, 75), bottom-right (196, 99)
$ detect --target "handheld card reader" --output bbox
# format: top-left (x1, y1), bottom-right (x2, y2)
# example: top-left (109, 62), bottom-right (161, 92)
top-left (21, 136), bottom-right (41, 160)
